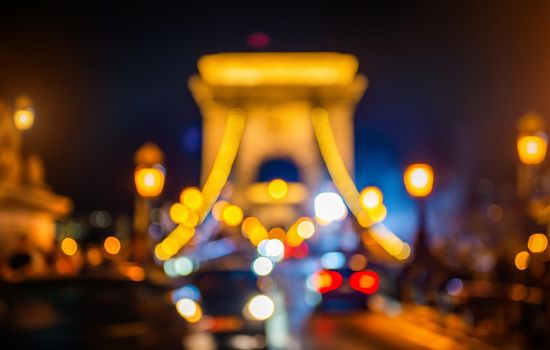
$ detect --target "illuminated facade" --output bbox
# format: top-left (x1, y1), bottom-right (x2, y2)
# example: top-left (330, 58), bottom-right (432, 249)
top-left (0, 101), bottom-right (72, 265)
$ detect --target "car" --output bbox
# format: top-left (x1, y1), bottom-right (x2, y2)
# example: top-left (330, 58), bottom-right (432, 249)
top-left (179, 269), bottom-right (275, 350)
top-left (309, 267), bottom-right (380, 313)
top-left (0, 277), bottom-right (187, 350)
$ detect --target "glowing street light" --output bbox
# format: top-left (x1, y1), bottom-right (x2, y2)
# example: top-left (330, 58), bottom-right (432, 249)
top-left (404, 164), bottom-right (434, 198)
top-left (13, 95), bottom-right (34, 131)
top-left (135, 166), bottom-right (165, 198)
top-left (403, 163), bottom-right (434, 263)
top-left (517, 133), bottom-right (547, 165)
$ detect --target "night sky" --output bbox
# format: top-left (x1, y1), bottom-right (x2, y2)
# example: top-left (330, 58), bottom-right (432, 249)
top-left (1, 1), bottom-right (549, 236)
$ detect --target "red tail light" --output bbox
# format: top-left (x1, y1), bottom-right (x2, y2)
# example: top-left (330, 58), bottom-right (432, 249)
top-left (311, 270), bottom-right (343, 294)
top-left (350, 270), bottom-right (380, 295)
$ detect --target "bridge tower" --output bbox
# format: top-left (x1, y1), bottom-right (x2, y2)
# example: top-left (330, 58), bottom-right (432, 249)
top-left (189, 53), bottom-right (366, 226)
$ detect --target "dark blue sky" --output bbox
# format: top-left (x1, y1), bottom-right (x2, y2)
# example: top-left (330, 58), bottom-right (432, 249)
top-left (1, 1), bottom-right (549, 234)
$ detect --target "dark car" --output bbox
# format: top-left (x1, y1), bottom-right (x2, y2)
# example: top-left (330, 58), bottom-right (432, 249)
top-left (310, 268), bottom-right (380, 313)
top-left (181, 269), bottom-right (274, 350)
top-left (0, 278), bottom-right (187, 350)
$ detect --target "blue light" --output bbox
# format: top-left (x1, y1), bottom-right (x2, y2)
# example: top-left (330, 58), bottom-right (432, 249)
top-left (171, 284), bottom-right (201, 303)
top-left (320, 252), bottom-right (345, 269)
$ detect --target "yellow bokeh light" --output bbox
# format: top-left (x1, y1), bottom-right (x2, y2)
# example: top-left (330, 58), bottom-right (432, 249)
top-left (212, 200), bottom-right (229, 221)
top-left (135, 166), bottom-right (165, 198)
top-left (222, 205), bottom-right (243, 227)
top-left (296, 218), bottom-right (315, 239)
top-left (86, 248), bottom-right (103, 266)
top-left (527, 233), bottom-right (548, 253)
top-left (517, 134), bottom-right (547, 165)
top-left (196, 109), bottom-right (245, 223)
top-left (249, 225), bottom-right (269, 246)
top-left (180, 187), bottom-right (203, 210)
top-left (360, 186), bottom-right (383, 209)
top-left (13, 109), bottom-right (35, 130)
top-left (267, 179), bottom-right (288, 199)
top-left (169, 203), bottom-right (189, 224)
top-left (103, 236), bottom-right (121, 255)
top-left (515, 251), bottom-right (530, 270)
top-left (268, 227), bottom-right (286, 241)
top-left (61, 237), bottom-right (78, 256)
top-left (403, 163), bottom-right (434, 198)
top-left (367, 204), bottom-right (387, 223)
top-left (181, 209), bottom-right (199, 228)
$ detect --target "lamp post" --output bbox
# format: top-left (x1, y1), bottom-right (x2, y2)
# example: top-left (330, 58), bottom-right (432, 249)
top-left (133, 142), bottom-right (165, 264)
top-left (403, 163), bottom-right (434, 259)
top-left (516, 112), bottom-right (547, 198)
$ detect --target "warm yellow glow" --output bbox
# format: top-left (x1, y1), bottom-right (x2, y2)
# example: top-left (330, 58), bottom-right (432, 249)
top-left (103, 236), bottom-right (121, 255)
top-left (268, 227), bottom-right (286, 241)
top-left (366, 224), bottom-right (409, 260)
top-left (366, 204), bottom-right (387, 224)
top-left (311, 108), bottom-right (364, 221)
top-left (360, 186), bottom-right (383, 209)
top-left (403, 164), bottom-right (434, 198)
top-left (180, 187), bottom-right (203, 210)
top-left (517, 134), bottom-right (547, 165)
top-left (527, 233), bottom-right (548, 253)
top-left (285, 224), bottom-right (305, 248)
top-left (222, 205), bottom-right (243, 227)
top-left (515, 251), bottom-right (530, 270)
top-left (212, 200), bottom-right (229, 221)
top-left (198, 52), bottom-right (359, 86)
top-left (126, 266), bottom-right (145, 281)
top-left (244, 220), bottom-right (269, 246)
top-left (61, 237), bottom-right (78, 256)
top-left (13, 109), bottom-right (35, 130)
top-left (169, 203), bottom-right (189, 224)
top-left (267, 179), bottom-right (288, 199)
top-left (197, 109), bottom-right (245, 222)
top-left (176, 298), bottom-right (203, 323)
top-left (135, 166), bottom-right (165, 197)
top-left (86, 248), bottom-right (103, 266)
top-left (246, 181), bottom-right (308, 204)
top-left (181, 210), bottom-right (199, 228)
top-left (156, 226), bottom-right (196, 260)
top-left (296, 218), bottom-right (315, 239)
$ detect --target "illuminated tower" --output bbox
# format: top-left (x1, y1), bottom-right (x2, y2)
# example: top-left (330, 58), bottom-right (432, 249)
top-left (189, 53), bottom-right (367, 223)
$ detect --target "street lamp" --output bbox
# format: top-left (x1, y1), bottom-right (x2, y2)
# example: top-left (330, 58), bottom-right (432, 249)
top-left (516, 112), bottom-right (547, 198)
top-left (403, 163), bottom-right (434, 259)
top-left (13, 95), bottom-right (35, 131)
top-left (133, 142), bottom-right (165, 264)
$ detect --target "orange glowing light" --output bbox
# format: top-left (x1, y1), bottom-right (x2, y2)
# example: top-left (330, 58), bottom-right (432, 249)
top-left (350, 270), bottom-right (379, 295)
top-left (169, 203), bottom-right (190, 224)
top-left (515, 251), bottom-right (530, 270)
top-left (103, 236), bottom-right (121, 255)
top-left (135, 166), bottom-right (165, 198)
top-left (222, 205), bottom-right (243, 227)
top-left (61, 237), bottom-right (78, 256)
top-left (403, 163), bottom-right (434, 198)
top-left (527, 233), bottom-right (548, 253)
top-left (180, 187), bottom-right (203, 210)
top-left (517, 133), bottom-right (547, 165)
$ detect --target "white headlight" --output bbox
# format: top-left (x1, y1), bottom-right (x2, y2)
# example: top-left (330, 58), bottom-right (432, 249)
top-left (245, 295), bottom-right (275, 321)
